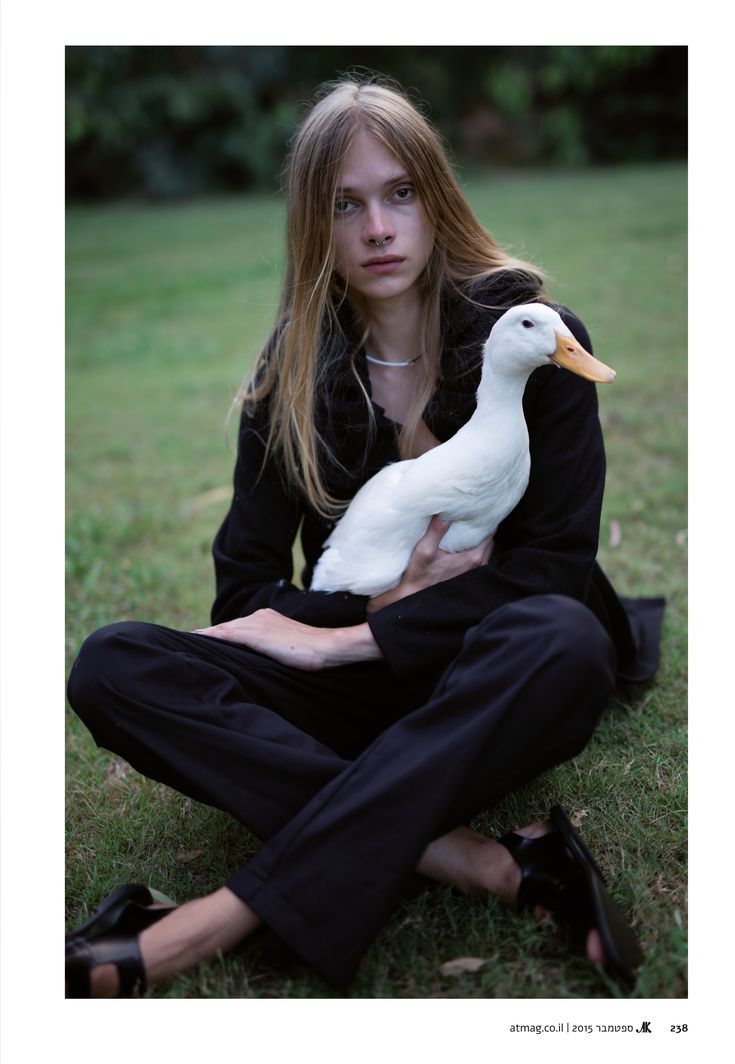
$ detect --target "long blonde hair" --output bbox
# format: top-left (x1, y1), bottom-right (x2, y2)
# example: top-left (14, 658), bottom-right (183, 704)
top-left (239, 75), bottom-right (545, 517)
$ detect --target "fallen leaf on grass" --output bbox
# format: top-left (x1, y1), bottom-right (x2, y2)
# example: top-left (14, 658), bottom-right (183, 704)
top-left (106, 759), bottom-right (131, 783)
top-left (439, 956), bottom-right (487, 977)
top-left (571, 809), bottom-right (589, 827)
top-left (675, 529), bottom-right (687, 547)
top-left (609, 520), bottom-right (622, 548)
top-left (176, 849), bottom-right (204, 864)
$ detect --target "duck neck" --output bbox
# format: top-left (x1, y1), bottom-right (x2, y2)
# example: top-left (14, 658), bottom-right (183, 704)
top-left (474, 360), bottom-right (531, 420)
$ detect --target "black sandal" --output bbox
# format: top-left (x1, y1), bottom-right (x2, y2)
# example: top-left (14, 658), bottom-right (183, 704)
top-left (498, 805), bottom-right (644, 984)
top-left (66, 935), bottom-right (147, 997)
top-left (66, 884), bottom-right (176, 946)
top-left (65, 884), bottom-right (177, 998)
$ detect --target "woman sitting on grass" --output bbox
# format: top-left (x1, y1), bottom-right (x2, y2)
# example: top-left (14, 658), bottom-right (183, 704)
top-left (66, 76), bottom-right (663, 996)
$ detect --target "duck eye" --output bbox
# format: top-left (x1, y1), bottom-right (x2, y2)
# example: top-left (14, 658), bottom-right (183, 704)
top-left (522, 319), bottom-right (534, 329)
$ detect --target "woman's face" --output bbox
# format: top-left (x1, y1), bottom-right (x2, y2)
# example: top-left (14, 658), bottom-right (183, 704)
top-left (331, 130), bottom-right (435, 308)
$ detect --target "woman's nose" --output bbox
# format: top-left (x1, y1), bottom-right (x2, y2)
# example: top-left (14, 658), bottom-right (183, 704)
top-left (362, 203), bottom-right (395, 245)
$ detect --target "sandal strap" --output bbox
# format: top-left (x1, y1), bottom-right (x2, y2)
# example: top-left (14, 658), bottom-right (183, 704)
top-left (110, 938), bottom-right (147, 997)
top-left (66, 936), bottom-right (147, 998)
top-left (497, 829), bottom-right (599, 940)
top-left (498, 830), bottom-right (590, 918)
top-left (65, 941), bottom-right (93, 997)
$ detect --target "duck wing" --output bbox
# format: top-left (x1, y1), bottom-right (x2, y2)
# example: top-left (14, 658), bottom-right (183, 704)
top-left (392, 419), bottom-right (531, 552)
top-left (310, 460), bottom-right (432, 595)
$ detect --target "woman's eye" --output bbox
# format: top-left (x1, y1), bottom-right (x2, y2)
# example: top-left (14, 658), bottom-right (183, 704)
top-left (334, 199), bottom-right (355, 215)
top-left (393, 186), bottom-right (414, 202)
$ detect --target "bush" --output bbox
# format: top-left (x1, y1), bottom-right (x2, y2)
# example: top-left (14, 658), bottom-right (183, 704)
top-left (65, 45), bottom-right (687, 200)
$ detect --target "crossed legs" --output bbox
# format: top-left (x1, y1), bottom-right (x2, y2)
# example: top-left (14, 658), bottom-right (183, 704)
top-left (67, 595), bottom-right (616, 993)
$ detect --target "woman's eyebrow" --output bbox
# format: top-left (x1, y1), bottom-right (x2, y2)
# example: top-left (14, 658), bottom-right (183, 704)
top-left (336, 173), bottom-right (413, 195)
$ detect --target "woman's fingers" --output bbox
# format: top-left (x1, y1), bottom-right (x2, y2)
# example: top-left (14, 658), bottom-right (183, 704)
top-left (415, 517), bottom-right (494, 566)
top-left (420, 515), bottom-right (451, 551)
top-left (478, 534), bottom-right (495, 565)
top-left (427, 514), bottom-right (451, 537)
top-left (193, 609), bottom-right (380, 670)
top-left (367, 519), bottom-right (495, 612)
top-left (194, 611), bottom-right (326, 669)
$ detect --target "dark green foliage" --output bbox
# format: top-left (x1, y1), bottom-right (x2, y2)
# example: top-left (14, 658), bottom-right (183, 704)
top-left (484, 46), bottom-right (687, 165)
top-left (66, 46), bottom-right (687, 200)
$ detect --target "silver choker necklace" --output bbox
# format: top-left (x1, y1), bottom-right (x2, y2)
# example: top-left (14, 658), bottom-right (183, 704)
top-left (365, 352), bottom-right (423, 368)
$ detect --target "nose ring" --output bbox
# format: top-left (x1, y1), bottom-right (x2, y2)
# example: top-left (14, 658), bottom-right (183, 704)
top-left (371, 237), bottom-right (389, 247)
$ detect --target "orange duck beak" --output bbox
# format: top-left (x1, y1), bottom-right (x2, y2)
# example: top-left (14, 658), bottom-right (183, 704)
top-left (552, 332), bottom-right (617, 383)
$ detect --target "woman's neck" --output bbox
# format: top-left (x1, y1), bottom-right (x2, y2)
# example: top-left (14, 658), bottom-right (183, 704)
top-left (365, 293), bottom-right (424, 363)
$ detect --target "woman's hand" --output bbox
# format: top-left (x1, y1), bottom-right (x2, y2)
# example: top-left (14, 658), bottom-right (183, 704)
top-left (367, 516), bottom-right (494, 613)
top-left (194, 610), bottom-right (382, 671)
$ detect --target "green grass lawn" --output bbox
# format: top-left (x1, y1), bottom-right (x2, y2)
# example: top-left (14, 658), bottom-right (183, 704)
top-left (66, 162), bottom-right (687, 998)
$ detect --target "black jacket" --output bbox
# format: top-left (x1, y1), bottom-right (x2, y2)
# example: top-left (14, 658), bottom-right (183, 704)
top-left (212, 274), bottom-right (663, 684)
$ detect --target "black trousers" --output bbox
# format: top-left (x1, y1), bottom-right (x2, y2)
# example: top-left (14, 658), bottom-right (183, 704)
top-left (67, 594), bottom-right (616, 987)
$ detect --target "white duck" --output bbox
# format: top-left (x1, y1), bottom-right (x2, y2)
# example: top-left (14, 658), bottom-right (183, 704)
top-left (310, 303), bottom-right (615, 596)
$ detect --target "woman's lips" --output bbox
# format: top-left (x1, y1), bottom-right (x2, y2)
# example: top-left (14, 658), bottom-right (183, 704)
top-left (362, 256), bottom-right (404, 275)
